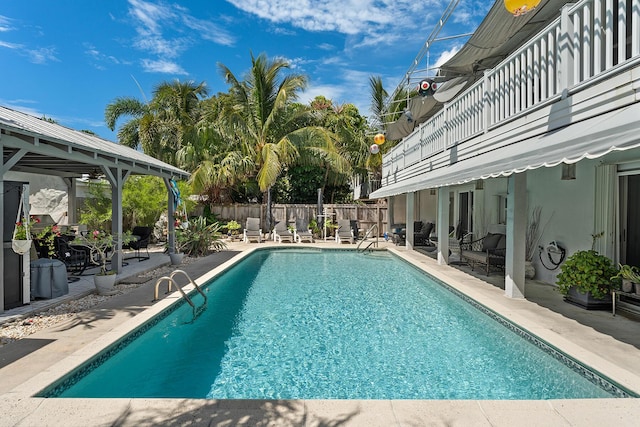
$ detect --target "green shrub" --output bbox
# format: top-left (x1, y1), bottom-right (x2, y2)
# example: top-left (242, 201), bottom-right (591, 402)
top-left (175, 216), bottom-right (226, 256)
top-left (556, 250), bottom-right (618, 299)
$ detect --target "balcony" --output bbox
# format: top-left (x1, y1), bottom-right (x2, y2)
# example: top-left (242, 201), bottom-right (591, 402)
top-left (376, 0), bottom-right (640, 197)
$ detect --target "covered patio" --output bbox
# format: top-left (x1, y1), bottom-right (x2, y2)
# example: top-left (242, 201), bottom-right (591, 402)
top-left (0, 105), bottom-right (190, 313)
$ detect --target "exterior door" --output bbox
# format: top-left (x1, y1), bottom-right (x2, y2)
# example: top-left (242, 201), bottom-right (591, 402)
top-left (623, 175), bottom-right (640, 266)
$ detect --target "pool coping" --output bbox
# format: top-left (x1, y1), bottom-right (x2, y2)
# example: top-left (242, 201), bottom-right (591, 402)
top-left (2, 243), bottom-right (640, 426)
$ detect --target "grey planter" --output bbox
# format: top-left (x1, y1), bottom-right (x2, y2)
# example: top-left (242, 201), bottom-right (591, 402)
top-left (565, 286), bottom-right (612, 310)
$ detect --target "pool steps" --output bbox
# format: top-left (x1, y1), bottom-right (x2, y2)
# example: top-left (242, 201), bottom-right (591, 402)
top-left (153, 269), bottom-right (207, 320)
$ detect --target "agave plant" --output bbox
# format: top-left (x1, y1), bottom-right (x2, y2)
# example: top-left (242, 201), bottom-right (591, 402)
top-left (175, 216), bottom-right (226, 257)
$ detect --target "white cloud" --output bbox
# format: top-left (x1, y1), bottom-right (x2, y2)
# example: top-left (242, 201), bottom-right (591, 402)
top-left (127, 0), bottom-right (236, 74)
top-left (0, 40), bottom-right (22, 49)
top-left (225, 0), bottom-right (445, 47)
top-left (141, 58), bottom-right (188, 75)
top-left (26, 47), bottom-right (58, 64)
top-left (0, 15), bottom-right (14, 32)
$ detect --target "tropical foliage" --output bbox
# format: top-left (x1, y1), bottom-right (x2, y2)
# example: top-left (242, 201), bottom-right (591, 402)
top-left (175, 216), bottom-right (226, 256)
top-left (105, 52), bottom-right (379, 207)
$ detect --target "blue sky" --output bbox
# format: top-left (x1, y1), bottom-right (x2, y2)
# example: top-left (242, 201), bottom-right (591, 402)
top-left (0, 0), bottom-right (490, 141)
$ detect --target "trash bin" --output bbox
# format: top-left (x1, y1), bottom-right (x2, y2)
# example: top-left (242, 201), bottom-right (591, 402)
top-left (30, 258), bottom-right (69, 299)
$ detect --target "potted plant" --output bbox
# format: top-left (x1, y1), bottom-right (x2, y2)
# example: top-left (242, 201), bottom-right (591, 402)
top-left (12, 215), bottom-right (38, 255)
top-left (72, 231), bottom-right (132, 295)
top-left (224, 220), bottom-right (241, 241)
top-left (611, 264), bottom-right (640, 294)
top-left (556, 250), bottom-right (618, 309)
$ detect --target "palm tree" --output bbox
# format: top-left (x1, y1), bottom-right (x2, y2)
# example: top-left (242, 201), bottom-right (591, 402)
top-left (105, 80), bottom-right (208, 165)
top-left (217, 52), bottom-right (350, 228)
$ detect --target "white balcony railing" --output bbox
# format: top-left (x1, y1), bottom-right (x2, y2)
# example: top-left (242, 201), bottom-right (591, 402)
top-left (383, 0), bottom-right (640, 182)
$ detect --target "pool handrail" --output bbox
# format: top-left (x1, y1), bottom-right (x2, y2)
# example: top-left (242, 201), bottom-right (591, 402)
top-left (153, 269), bottom-right (207, 306)
top-left (356, 224), bottom-right (379, 252)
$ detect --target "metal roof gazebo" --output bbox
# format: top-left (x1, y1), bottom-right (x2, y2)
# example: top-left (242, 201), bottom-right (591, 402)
top-left (0, 105), bottom-right (190, 313)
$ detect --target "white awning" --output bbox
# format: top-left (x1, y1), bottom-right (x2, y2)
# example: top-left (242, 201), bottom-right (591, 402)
top-left (370, 102), bottom-right (640, 198)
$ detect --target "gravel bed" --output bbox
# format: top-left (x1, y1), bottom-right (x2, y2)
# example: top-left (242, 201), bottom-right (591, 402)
top-left (0, 256), bottom-right (197, 348)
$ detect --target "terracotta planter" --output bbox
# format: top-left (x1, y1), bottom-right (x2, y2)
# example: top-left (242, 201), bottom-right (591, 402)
top-left (565, 286), bottom-right (612, 310)
top-left (94, 274), bottom-right (118, 296)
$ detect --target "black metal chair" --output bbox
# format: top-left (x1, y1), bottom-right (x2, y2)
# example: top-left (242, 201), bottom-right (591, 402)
top-left (123, 226), bottom-right (153, 261)
top-left (54, 235), bottom-right (90, 275)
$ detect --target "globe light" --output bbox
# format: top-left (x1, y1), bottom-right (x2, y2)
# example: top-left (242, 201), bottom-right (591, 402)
top-left (374, 133), bottom-right (385, 145)
top-left (370, 144), bottom-right (380, 154)
top-left (504, 0), bottom-right (541, 16)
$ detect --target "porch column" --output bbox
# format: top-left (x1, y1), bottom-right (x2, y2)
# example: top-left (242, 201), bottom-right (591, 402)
top-left (164, 178), bottom-right (176, 254)
top-left (387, 196), bottom-right (395, 234)
top-left (406, 192), bottom-right (416, 249)
top-left (437, 187), bottom-right (450, 265)
top-left (107, 167), bottom-right (128, 274)
top-left (63, 178), bottom-right (78, 223)
top-left (505, 173), bottom-right (527, 299)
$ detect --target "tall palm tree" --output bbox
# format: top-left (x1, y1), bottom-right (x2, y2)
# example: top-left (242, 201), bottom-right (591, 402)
top-left (217, 52), bottom-right (350, 227)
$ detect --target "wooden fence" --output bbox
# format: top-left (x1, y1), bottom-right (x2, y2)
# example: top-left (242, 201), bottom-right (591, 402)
top-left (206, 203), bottom-right (387, 237)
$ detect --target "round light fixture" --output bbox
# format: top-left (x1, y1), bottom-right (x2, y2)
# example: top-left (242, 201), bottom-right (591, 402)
top-left (504, 0), bottom-right (541, 16)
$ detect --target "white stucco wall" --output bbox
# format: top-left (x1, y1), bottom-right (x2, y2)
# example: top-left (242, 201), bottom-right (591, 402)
top-left (526, 161), bottom-right (597, 285)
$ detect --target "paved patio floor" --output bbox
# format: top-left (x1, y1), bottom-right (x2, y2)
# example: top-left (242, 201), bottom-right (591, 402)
top-left (1, 240), bottom-right (640, 426)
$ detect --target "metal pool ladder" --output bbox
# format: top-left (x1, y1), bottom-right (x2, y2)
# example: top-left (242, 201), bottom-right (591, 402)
top-left (153, 269), bottom-right (207, 319)
top-left (356, 224), bottom-right (379, 253)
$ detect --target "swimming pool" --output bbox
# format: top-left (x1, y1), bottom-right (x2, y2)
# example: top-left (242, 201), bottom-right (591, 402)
top-left (41, 248), bottom-right (632, 399)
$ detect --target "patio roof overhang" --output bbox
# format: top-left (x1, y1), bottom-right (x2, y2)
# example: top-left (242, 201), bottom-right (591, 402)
top-left (0, 106), bottom-right (189, 180)
top-left (370, 101), bottom-right (640, 198)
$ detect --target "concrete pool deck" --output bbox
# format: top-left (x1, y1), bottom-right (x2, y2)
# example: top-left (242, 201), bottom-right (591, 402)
top-left (1, 240), bottom-right (640, 426)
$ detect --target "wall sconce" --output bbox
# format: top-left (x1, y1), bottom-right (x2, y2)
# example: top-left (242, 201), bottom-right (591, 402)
top-left (475, 179), bottom-right (484, 190)
top-left (561, 163), bottom-right (576, 180)
top-left (430, 188), bottom-right (437, 196)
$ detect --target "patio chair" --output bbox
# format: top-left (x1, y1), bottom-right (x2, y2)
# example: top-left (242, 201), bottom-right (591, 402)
top-left (294, 219), bottom-right (314, 243)
top-left (414, 221), bottom-right (435, 247)
top-left (243, 217), bottom-right (262, 243)
top-left (272, 221), bottom-right (295, 243)
top-left (54, 235), bottom-right (90, 275)
top-left (123, 226), bottom-right (152, 261)
top-left (336, 219), bottom-right (354, 244)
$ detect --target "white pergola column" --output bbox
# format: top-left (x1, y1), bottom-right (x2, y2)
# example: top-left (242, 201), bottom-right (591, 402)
top-left (505, 173), bottom-right (527, 299)
top-left (107, 167), bottom-right (129, 274)
top-left (164, 178), bottom-right (177, 254)
top-left (63, 178), bottom-right (78, 224)
top-left (437, 187), bottom-right (450, 264)
top-left (387, 196), bottom-right (395, 234)
top-left (406, 192), bottom-right (416, 249)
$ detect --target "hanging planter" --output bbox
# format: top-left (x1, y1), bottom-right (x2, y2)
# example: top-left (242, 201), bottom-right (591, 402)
top-left (12, 198), bottom-right (35, 255)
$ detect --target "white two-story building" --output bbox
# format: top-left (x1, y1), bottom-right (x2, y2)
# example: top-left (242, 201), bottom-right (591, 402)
top-left (370, 0), bottom-right (640, 309)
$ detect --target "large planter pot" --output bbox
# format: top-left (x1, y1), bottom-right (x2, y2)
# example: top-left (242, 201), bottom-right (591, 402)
top-left (635, 282), bottom-right (640, 295)
top-left (94, 274), bottom-right (118, 296)
top-left (622, 279), bottom-right (634, 293)
top-left (565, 286), bottom-right (612, 310)
top-left (169, 252), bottom-right (185, 265)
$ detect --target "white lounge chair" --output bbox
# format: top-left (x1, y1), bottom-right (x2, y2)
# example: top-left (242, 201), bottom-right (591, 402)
top-left (294, 219), bottom-right (314, 243)
top-left (336, 219), bottom-right (354, 244)
top-left (243, 217), bottom-right (262, 243)
top-left (272, 221), bottom-right (295, 243)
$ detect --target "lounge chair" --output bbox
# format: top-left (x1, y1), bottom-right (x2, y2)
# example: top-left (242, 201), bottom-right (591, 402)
top-left (294, 219), bottom-right (314, 243)
top-left (336, 219), bottom-right (354, 244)
top-left (272, 221), bottom-right (295, 243)
top-left (414, 221), bottom-right (435, 247)
top-left (243, 217), bottom-right (262, 243)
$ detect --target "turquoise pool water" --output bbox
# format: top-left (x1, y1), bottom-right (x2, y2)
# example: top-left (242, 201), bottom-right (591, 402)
top-left (46, 249), bottom-right (628, 399)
